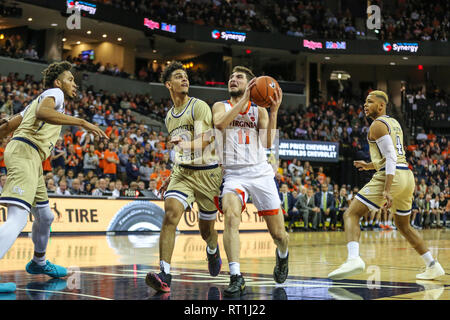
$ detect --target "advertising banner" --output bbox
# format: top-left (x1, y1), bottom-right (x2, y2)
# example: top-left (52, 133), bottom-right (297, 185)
top-left (273, 139), bottom-right (339, 162)
top-left (0, 197), bottom-right (268, 233)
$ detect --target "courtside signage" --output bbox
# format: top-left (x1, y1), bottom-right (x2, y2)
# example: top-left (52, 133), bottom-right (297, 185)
top-left (211, 29), bottom-right (247, 42)
top-left (2, 197), bottom-right (265, 232)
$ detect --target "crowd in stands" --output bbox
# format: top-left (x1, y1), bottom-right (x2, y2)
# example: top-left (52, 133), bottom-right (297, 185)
top-left (65, 54), bottom-right (211, 86)
top-left (404, 86), bottom-right (450, 131)
top-left (0, 71), bottom-right (448, 232)
top-left (92, 0), bottom-right (270, 33)
top-left (92, 0), bottom-right (449, 41)
top-left (0, 34), bottom-right (40, 61)
top-left (375, 0), bottom-right (449, 42)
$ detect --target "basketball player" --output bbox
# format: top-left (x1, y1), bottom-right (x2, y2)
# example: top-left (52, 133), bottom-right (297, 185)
top-left (328, 90), bottom-right (445, 280)
top-left (212, 66), bottom-right (289, 297)
top-left (145, 62), bottom-right (222, 293)
top-left (0, 61), bottom-right (108, 293)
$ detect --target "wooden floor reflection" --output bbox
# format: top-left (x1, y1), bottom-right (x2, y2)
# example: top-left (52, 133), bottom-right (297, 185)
top-left (0, 229), bottom-right (448, 300)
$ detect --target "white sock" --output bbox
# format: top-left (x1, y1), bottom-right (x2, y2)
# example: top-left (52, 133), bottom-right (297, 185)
top-left (206, 245), bottom-right (217, 255)
top-left (0, 205), bottom-right (28, 259)
top-left (33, 254), bottom-right (46, 266)
top-left (229, 262), bottom-right (240, 275)
top-left (160, 260), bottom-right (171, 274)
top-left (347, 241), bottom-right (359, 260)
top-left (277, 248), bottom-right (288, 259)
top-left (421, 251), bottom-right (434, 267)
top-left (369, 220), bottom-right (373, 225)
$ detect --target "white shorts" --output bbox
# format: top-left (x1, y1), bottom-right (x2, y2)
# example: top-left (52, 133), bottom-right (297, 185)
top-left (219, 162), bottom-right (280, 216)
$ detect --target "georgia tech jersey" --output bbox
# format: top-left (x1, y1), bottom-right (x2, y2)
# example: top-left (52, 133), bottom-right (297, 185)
top-left (165, 97), bottom-right (217, 166)
top-left (368, 115), bottom-right (408, 171)
top-left (13, 88), bottom-right (65, 161)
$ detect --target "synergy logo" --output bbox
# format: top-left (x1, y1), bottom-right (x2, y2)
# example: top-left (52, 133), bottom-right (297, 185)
top-left (383, 42), bottom-right (418, 53)
top-left (67, 0), bottom-right (97, 15)
top-left (211, 29), bottom-right (221, 39)
top-left (211, 29), bottom-right (246, 42)
top-left (383, 42), bottom-right (393, 51)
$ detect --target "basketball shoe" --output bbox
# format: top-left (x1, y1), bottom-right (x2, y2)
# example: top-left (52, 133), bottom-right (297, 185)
top-left (26, 260), bottom-right (67, 278)
top-left (328, 256), bottom-right (365, 280)
top-left (0, 282), bottom-right (16, 293)
top-left (416, 261), bottom-right (445, 280)
top-left (224, 274), bottom-right (246, 298)
top-left (146, 271), bottom-right (172, 293)
top-left (273, 249), bottom-right (289, 284)
top-left (207, 244), bottom-right (222, 277)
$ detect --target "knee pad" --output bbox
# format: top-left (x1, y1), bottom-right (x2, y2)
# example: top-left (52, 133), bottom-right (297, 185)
top-left (34, 204), bottom-right (55, 226)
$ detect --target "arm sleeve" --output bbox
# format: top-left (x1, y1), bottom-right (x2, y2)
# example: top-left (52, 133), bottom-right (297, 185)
top-left (376, 134), bottom-right (397, 175)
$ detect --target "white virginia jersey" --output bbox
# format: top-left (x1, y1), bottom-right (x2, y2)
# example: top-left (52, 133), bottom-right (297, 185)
top-left (220, 100), bottom-right (267, 168)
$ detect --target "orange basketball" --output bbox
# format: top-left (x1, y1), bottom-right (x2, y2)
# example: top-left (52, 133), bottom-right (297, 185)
top-left (250, 76), bottom-right (280, 108)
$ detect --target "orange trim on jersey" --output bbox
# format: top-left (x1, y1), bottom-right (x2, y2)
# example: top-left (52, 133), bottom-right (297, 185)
top-left (258, 209), bottom-right (279, 217)
top-left (227, 100), bottom-right (251, 115)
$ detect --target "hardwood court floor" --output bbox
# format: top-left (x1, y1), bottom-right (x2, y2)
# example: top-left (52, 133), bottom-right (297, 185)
top-left (0, 229), bottom-right (448, 300)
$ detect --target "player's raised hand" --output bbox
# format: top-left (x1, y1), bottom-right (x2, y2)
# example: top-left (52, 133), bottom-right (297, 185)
top-left (268, 86), bottom-right (283, 112)
top-left (81, 120), bottom-right (109, 139)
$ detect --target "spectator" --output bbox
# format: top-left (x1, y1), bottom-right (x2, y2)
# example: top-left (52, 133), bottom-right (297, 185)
top-left (103, 142), bottom-right (119, 180)
top-left (83, 145), bottom-right (99, 174)
top-left (139, 161), bottom-right (153, 188)
top-left (279, 183), bottom-right (298, 232)
top-left (56, 180), bottom-right (71, 196)
top-left (46, 178), bottom-right (57, 194)
top-left (112, 179), bottom-right (123, 197)
top-left (51, 138), bottom-right (66, 170)
top-left (92, 178), bottom-right (112, 196)
top-left (148, 178), bottom-right (160, 199)
top-left (295, 187), bottom-right (321, 231)
top-left (315, 183), bottom-right (335, 231)
top-left (125, 154), bottom-right (140, 184)
top-left (70, 178), bottom-right (84, 195)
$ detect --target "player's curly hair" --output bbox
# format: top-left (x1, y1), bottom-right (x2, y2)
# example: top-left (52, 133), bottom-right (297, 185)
top-left (42, 61), bottom-right (73, 89)
top-left (160, 61), bottom-right (186, 84)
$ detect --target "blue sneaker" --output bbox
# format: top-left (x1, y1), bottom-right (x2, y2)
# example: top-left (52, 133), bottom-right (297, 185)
top-left (207, 244), bottom-right (222, 277)
top-left (26, 260), bottom-right (67, 278)
top-left (0, 282), bottom-right (16, 293)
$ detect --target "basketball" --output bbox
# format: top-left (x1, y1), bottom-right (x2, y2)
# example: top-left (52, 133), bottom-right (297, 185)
top-left (250, 76), bottom-right (280, 108)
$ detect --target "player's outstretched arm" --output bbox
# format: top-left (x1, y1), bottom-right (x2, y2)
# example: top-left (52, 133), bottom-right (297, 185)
top-left (0, 114), bottom-right (23, 139)
top-left (36, 97), bottom-right (109, 139)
